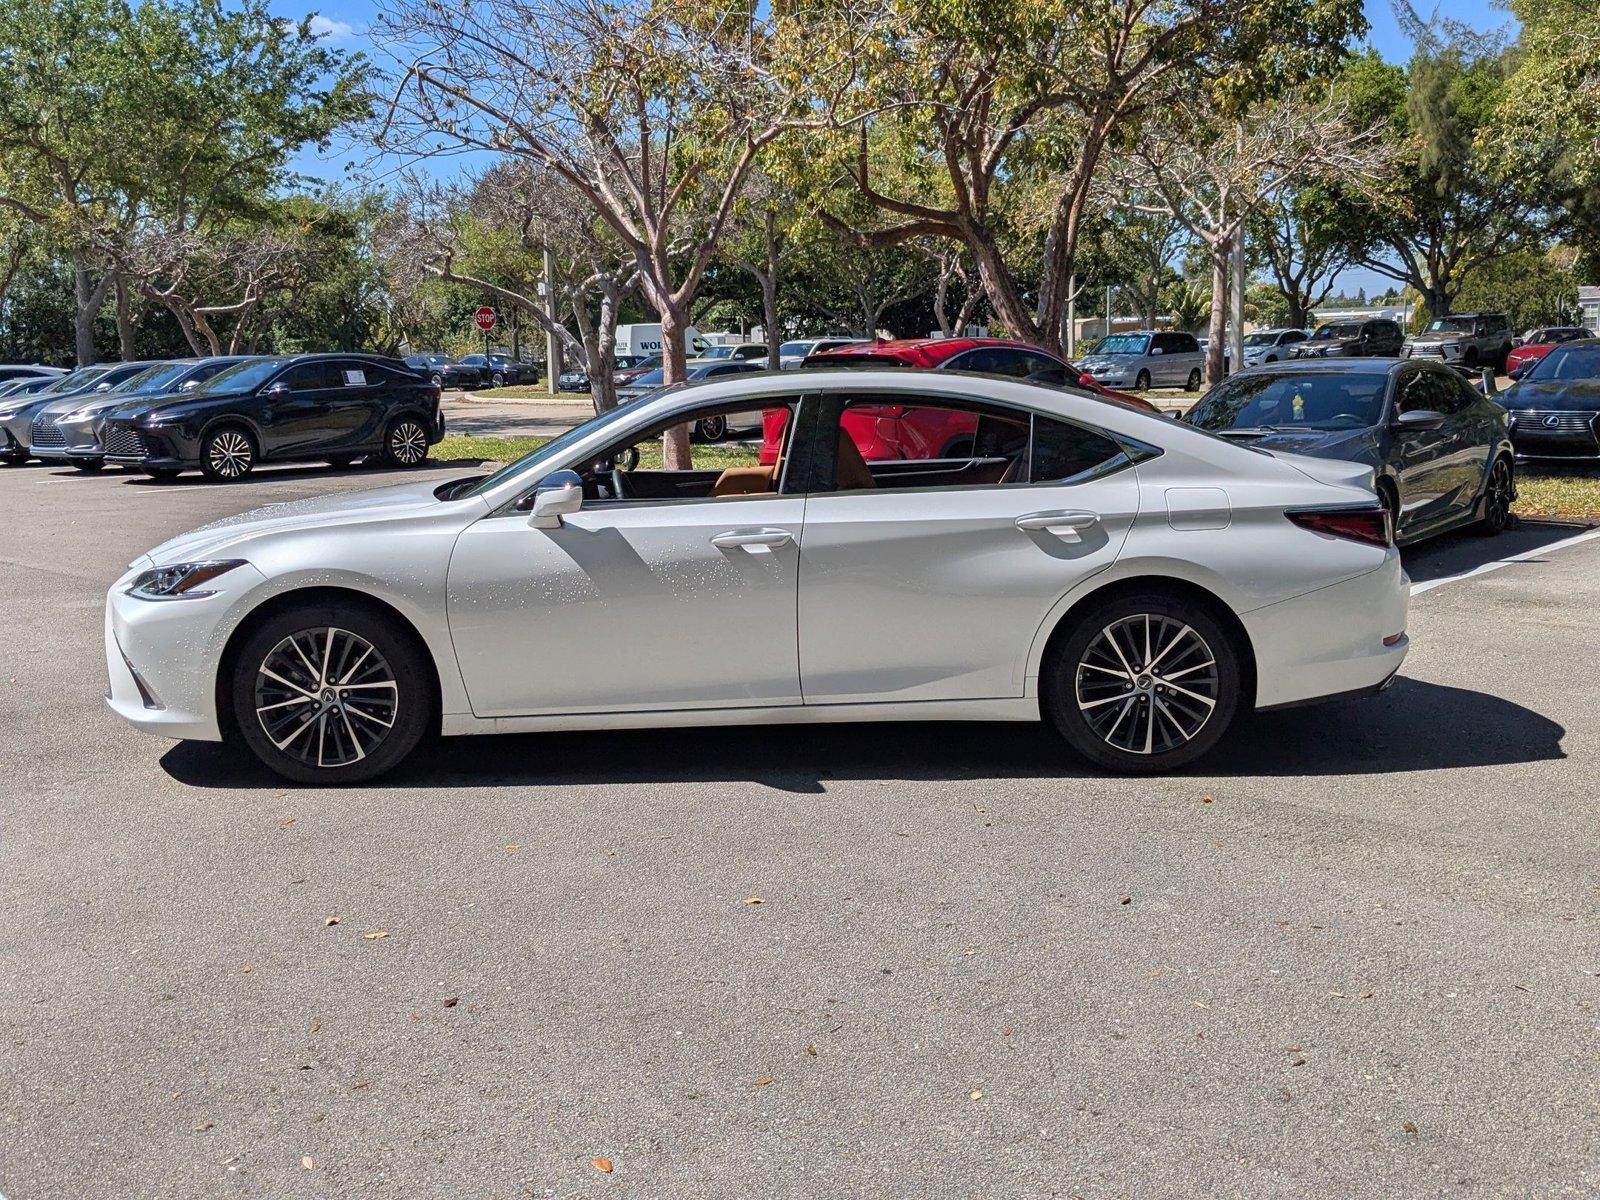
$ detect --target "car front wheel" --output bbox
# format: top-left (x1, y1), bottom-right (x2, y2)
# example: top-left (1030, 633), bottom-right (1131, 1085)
top-left (1135, 370), bottom-right (1151, 391)
top-left (382, 417), bottom-right (429, 467)
top-left (696, 414), bottom-right (728, 442)
top-left (1475, 456), bottom-right (1513, 536)
top-left (1185, 368), bottom-right (1202, 391)
top-left (1044, 591), bottom-right (1242, 773)
top-left (231, 604), bottom-right (431, 784)
top-left (200, 426), bottom-right (255, 482)
top-left (491, 372), bottom-right (506, 387)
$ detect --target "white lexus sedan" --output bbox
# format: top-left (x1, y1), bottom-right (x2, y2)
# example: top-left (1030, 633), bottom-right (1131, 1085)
top-left (105, 371), bottom-right (1408, 782)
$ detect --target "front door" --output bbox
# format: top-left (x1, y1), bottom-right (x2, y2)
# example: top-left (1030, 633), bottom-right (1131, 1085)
top-left (1390, 366), bottom-right (1458, 529)
top-left (795, 393), bottom-right (1140, 704)
top-left (446, 396), bottom-right (806, 718)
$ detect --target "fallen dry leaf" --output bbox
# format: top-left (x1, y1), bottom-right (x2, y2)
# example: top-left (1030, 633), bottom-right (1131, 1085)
top-left (751, 1077), bottom-right (773, 1087)
top-left (1149, 968), bottom-right (1165, 978)
top-left (323, 915), bottom-right (341, 927)
top-left (442, 997), bottom-right (459, 1008)
top-left (1202, 795), bottom-right (1213, 804)
top-left (280, 817), bottom-right (296, 828)
top-left (362, 930), bottom-right (389, 940)
top-left (1119, 896), bottom-right (1132, 906)
top-left (1290, 1059), bottom-right (1307, 1068)
top-left (591, 1156), bottom-right (613, 1173)
top-left (301, 1156), bottom-right (314, 1170)
top-left (309, 1020), bottom-right (320, 1035)
top-left (240, 964), bottom-right (252, 974)
top-left (352, 1080), bottom-right (370, 1090)
top-left (805, 1044), bottom-right (817, 1057)
top-left (1401, 1120), bottom-right (1419, 1137)
top-left (1359, 992), bottom-right (1374, 1000)
top-left (195, 1121), bottom-right (213, 1132)
top-left (741, 896), bottom-right (765, 906)
top-left (969, 1089), bottom-right (983, 1101)
top-left (1001, 1027), bottom-right (1013, 1037)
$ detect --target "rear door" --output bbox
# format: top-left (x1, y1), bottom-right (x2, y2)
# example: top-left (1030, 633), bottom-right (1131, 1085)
top-left (794, 391), bottom-right (1140, 704)
top-left (319, 361), bottom-right (387, 449)
top-left (261, 362), bottom-right (340, 456)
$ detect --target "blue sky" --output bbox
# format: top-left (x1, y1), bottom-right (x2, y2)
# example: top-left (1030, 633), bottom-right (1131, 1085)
top-left (272, 0), bottom-right (1518, 297)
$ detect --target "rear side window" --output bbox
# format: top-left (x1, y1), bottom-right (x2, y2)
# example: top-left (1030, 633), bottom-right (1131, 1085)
top-left (1031, 415), bottom-right (1126, 483)
top-left (282, 363), bottom-right (331, 390)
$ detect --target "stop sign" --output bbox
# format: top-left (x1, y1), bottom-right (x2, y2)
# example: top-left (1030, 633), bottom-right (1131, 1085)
top-left (474, 306), bottom-right (496, 332)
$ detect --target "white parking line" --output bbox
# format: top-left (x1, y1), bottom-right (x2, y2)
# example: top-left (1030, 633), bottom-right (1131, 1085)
top-left (1411, 525), bottom-right (1600, 595)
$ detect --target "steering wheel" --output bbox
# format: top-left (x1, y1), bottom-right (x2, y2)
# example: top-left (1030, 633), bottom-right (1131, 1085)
top-left (1327, 412), bottom-right (1366, 426)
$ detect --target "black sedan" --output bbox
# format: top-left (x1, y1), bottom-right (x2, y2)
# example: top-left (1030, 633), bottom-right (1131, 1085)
top-left (1501, 339), bottom-right (1600, 462)
top-left (100, 354), bottom-right (444, 482)
top-left (1184, 358), bottom-right (1514, 544)
top-left (459, 352), bottom-right (536, 387)
top-left (403, 353), bottom-right (484, 390)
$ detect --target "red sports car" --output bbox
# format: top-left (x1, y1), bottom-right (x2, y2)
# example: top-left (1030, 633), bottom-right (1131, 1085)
top-left (758, 336), bottom-right (1156, 463)
top-left (1506, 327), bottom-right (1590, 376)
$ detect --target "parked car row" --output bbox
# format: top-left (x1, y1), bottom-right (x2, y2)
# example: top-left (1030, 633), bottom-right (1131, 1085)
top-left (0, 353), bottom-right (445, 482)
top-left (401, 352), bottom-right (537, 389)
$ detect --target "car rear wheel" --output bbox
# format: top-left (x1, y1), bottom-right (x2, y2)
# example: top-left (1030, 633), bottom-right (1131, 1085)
top-left (1044, 591), bottom-right (1242, 773)
top-left (200, 426), bottom-right (255, 482)
top-left (696, 414), bottom-right (728, 442)
top-left (231, 604), bottom-right (432, 784)
top-left (1185, 368), bottom-right (1202, 391)
top-left (381, 417), bottom-right (430, 467)
top-left (1475, 456), bottom-right (1513, 536)
top-left (1135, 370), bottom-right (1151, 391)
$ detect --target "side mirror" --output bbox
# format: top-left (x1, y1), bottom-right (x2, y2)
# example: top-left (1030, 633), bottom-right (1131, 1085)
top-left (1396, 409), bottom-right (1445, 431)
top-left (265, 381), bottom-right (289, 396)
top-left (1078, 371), bottom-right (1097, 388)
top-left (521, 468), bottom-right (584, 528)
top-left (1149, 347), bottom-right (1164, 356)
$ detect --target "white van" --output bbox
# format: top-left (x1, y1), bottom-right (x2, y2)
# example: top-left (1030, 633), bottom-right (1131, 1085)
top-left (613, 324), bottom-right (709, 359)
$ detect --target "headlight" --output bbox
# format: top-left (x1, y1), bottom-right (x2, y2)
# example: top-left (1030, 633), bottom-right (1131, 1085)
top-left (126, 560), bottom-right (247, 601)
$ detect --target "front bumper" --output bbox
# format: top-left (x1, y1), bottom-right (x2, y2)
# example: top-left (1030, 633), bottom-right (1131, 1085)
top-left (1404, 343), bottom-right (1464, 361)
top-left (103, 559), bottom-right (269, 741)
top-left (1242, 551), bottom-right (1410, 710)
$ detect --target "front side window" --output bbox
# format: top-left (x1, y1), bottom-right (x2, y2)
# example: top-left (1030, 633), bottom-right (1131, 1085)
top-left (198, 358), bottom-right (288, 395)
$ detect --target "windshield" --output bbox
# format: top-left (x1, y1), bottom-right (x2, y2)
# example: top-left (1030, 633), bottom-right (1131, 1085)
top-left (1526, 343), bottom-right (1600, 382)
top-left (779, 341), bottom-right (812, 357)
top-left (1313, 323), bottom-right (1362, 340)
top-left (1091, 335), bottom-right (1151, 356)
top-left (1427, 317), bottom-right (1475, 333)
top-left (451, 399), bottom-right (650, 500)
top-left (1244, 332), bottom-right (1283, 347)
top-left (45, 367), bottom-right (111, 394)
top-left (194, 358), bottom-right (287, 395)
top-left (1186, 370), bottom-right (1390, 432)
top-left (699, 346), bottom-right (735, 360)
top-left (117, 363), bottom-right (193, 396)
top-left (627, 368), bottom-right (666, 388)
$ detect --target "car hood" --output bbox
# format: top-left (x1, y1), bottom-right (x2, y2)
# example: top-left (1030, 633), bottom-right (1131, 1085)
top-left (107, 390), bottom-right (249, 421)
top-left (1506, 380), bottom-right (1600, 412)
top-left (37, 390), bottom-right (143, 420)
top-left (1079, 354), bottom-right (1138, 369)
top-left (141, 478), bottom-right (483, 566)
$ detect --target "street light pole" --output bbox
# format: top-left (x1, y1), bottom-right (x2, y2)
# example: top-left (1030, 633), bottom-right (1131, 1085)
top-left (543, 242), bottom-right (561, 385)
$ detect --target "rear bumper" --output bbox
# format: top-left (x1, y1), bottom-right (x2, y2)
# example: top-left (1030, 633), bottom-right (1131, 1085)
top-left (1242, 551), bottom-right (1410, 710)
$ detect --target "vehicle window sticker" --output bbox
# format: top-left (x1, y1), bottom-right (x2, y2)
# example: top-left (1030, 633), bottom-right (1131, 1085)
top-left (343, 369), bottom-right (366, 386)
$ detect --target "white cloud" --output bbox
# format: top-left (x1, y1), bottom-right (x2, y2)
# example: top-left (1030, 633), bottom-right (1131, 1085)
top-left (308, 15), bottom-right (356, 40)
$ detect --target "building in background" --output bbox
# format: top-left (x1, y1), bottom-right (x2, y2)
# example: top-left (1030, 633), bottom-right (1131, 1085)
top-left (1579, 285), bottom-right (1600, 331)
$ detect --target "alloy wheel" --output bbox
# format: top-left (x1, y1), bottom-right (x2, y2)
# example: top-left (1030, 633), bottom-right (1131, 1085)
top-left (207, 430), bottom-right (253, 479)
top-left (1481, 458), bottom-right (1512, 533)
top-left (253, 627), bottom-right (398, 769)
top-left (1074, 614), bottom-right (1219, 756)
top-left (388, 420), bottom-right (428, 465)
top-left (698, 415), bottom-right (728, 442)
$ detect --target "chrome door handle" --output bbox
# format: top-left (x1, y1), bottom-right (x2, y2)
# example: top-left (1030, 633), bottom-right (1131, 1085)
top-left (710, 527), bottom-right (793, 554)
top-left (1015, 510), bottom-right (1099, 541)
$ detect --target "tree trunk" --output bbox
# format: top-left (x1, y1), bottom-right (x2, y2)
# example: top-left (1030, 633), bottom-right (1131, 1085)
top-left (114, 273), bottom-right (137, 359)
top-left (72, 258), bottom-right (110, 366)
top-left (1206, 237), bottom-right (1229, 386)
top-left (658, 304), bottom-right (692, 470)
top-left (967, 227), bottom-right (1041, 348)
top-left (760, 273), bottom-right (779, 371)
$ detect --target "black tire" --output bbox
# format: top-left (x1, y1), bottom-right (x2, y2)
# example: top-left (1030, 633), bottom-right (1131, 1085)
top-left (491, 371), bottom-right (506, 388)
top-left (1043, 590), bottom-right (1243, 773)
top-left (200, 425), bottom-right (255, 482)
top-left (696, 414), bottom-right (729, 443)
top-left (1, 450), bottom-right (29, 466)
top-left (1378, 480), bottom-right (1401, 542)
top-left (429, 373), bottom-right (443, 388)
top-left (230, 602), bottom-right (432, 785)
top-left (1185, 368), bottom-right (1202, 391)
top-left (1474, 455), bottom-right (1514, 536)
top-left (73, 459), bottom-right (106, 473)
top-left (144, 467), bottom-right (180, 482)
top-left (381, 416), bottom-right (430, 467)
top-left (1463, 347), bottom-right (1480, 368)
top-left (1135, 369), bottom-right (1151, 391)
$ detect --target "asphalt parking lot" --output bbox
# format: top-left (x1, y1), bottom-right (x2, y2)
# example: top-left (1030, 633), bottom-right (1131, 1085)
top-left (2, 460), bottom-right (1597, 1199)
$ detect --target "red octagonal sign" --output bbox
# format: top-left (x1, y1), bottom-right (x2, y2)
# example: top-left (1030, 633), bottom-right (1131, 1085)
top-left (474, 306), bottom-right (496, 332)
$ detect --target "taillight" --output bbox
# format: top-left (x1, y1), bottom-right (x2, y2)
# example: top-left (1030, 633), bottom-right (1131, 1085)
top-left (1285, 506), bottom-right (1392, 548)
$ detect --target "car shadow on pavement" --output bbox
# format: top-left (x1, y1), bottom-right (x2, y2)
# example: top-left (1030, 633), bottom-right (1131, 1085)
top-left (160, 677), bottom-right (1562, 792)
top-left (1401, 516), bottom-right (1594, 585)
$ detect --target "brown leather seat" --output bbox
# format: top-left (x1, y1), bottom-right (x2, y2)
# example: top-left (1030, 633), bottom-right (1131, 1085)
top-left (710, 465), bottom-right (777, 496)
top-left (834, 429), bottom-right (877, 490)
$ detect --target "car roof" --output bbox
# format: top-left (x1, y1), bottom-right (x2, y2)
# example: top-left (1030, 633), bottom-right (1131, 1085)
top-left (810, 337), bottom-right (1057, 367)
top-left (1233, 357), bottom-right (1408, 376)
